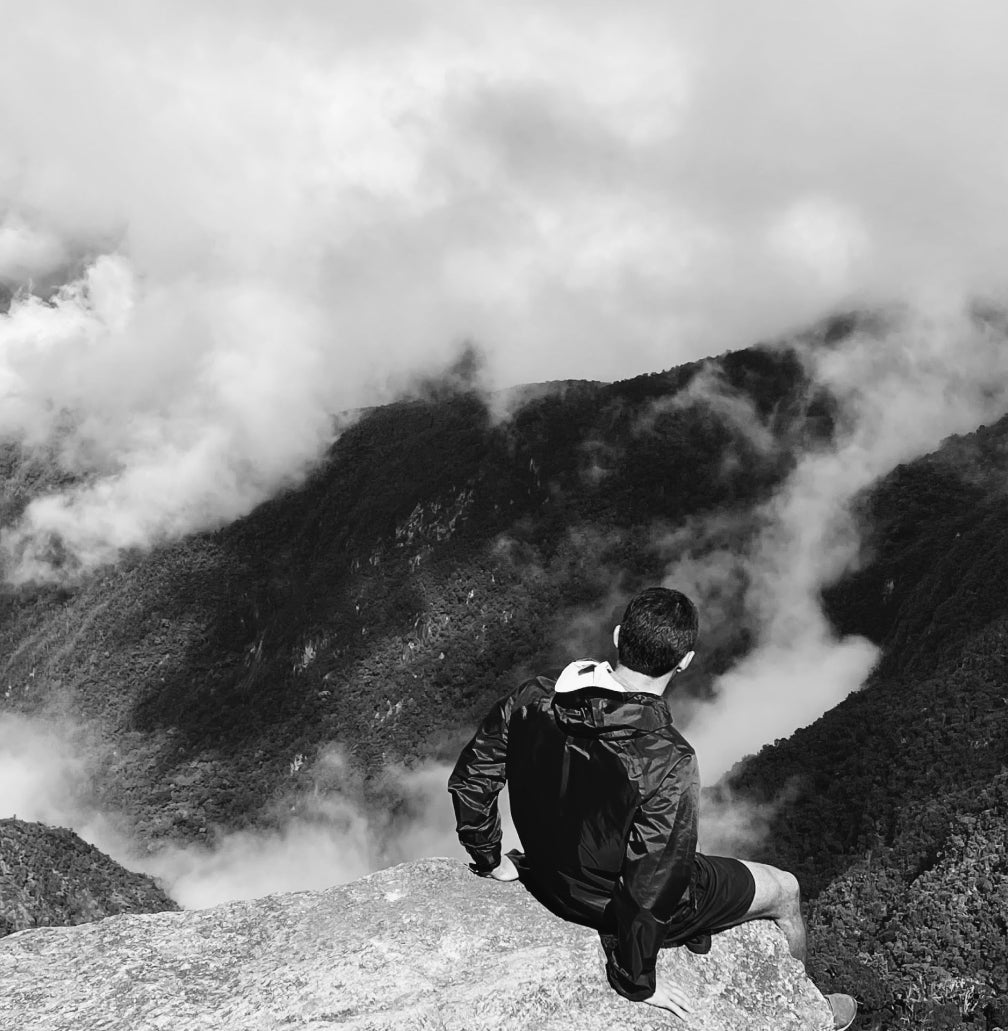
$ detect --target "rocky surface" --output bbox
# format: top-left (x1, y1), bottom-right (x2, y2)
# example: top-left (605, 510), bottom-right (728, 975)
top-left (0, 857), bottom-right (833, 1031)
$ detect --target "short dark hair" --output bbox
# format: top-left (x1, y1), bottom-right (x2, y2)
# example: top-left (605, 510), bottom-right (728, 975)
top-left (617, 587), bottom-right (698, 677)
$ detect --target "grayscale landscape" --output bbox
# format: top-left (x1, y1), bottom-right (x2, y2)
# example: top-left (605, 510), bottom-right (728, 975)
top-left (1, 3), bottom-right (1007, 1029)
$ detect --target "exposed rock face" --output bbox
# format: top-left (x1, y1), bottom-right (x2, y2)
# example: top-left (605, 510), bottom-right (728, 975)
top-left (0, 857), bottom-right (832, 1030)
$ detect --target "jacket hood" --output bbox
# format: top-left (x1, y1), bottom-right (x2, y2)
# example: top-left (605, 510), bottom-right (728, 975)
top-left (551, 659), bottom-right (676, 739)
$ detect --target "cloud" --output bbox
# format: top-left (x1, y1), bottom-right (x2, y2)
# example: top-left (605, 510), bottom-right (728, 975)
top-left (0, 713), bottom-right (89, 825)
top-left (0, 256), bottom-right (337, 581)
top-left (698, 781), bottom-right (800, 858)
top-left (2, 0), bottom-right (1008, 579)
top-left (767, 197), bottom-right (869, 291)
top-left (678, 307), bottom-right (1008, 784)
top-left (0, 214), bottom-right (68, 286)
top-left (639, 364), bottom-right (779, 457)
top-left (0, 715), bottom-right (521, 908)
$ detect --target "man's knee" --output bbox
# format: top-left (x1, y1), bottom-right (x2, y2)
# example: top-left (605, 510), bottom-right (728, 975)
top-left (774, 869), bottom-right (801, 914)
top-left (740, 861), bottom-right (801, 921)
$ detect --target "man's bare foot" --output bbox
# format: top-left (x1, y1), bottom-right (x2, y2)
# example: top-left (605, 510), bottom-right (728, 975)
top-left (487, 854), bottom-right (519, 881)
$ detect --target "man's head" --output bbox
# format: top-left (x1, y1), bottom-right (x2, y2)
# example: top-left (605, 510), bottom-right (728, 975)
top-left (613, 587), bottom-right (698, 678)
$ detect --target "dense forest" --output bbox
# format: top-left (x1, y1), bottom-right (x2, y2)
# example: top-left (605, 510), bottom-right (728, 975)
top-left (1, 314), bottom-right (1007, 1028)
top-left (726, 414), bottom-right (1008, 1030)
top-left (0, 818), bottom-right (177, 935)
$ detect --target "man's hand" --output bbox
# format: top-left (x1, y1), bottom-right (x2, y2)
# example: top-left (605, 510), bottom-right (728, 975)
top-left (643, 974), bottom-right (694, 1023)
top-left (487, 854), bottom-right (520, 881)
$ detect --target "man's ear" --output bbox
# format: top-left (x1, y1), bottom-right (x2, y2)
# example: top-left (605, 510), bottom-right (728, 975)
top-left (676, 650), bottom-right (695, 673)
top-left (612, 624), bottom-right (621, 650)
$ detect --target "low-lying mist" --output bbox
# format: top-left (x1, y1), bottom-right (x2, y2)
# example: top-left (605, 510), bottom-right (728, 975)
top-left (676, 307), bottom-right (1008, 784)
top-left (0, 711), bottom-right (521, 908)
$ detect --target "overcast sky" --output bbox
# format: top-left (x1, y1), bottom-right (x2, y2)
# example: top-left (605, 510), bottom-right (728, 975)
top-left (2, 0), bottom-right (1008, 577)
top-left (3, 0), bottom-right (1006, 388)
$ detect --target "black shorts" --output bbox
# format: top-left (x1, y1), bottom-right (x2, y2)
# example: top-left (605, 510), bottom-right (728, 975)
top-left (662, 853), bottom-right (756, 946)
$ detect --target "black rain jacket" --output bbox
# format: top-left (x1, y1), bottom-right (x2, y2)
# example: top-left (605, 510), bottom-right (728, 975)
top-left (448, 673), bottom-right (700, 1000)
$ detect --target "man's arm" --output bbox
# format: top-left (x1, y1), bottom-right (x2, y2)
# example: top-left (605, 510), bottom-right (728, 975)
top-left (604, 751), bottom-right (700, 1002)
top-left (447, 679), bottom-right (548, 874)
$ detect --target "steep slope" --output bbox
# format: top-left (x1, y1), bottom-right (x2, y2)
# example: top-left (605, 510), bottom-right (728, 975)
top-left (723, 413), bottom-right (1008, 1029)
top-left (0, 818), bottom-right (178, 936)
top-left (0, 344), bottom-right (819, 847)
top-left (0, 857), bottom-right (833, 1031)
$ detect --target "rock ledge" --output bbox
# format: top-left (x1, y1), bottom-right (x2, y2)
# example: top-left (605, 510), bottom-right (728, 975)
top-left (0, 857), bottom-right (832, 1030)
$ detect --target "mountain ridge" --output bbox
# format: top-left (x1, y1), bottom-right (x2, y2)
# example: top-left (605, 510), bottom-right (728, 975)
top-left (3, 312), bottom-right (1008, 1027)
top-left (0, 340), bottom-right (818, 848)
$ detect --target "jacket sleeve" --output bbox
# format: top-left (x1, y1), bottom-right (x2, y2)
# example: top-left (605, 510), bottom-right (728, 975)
top-left (604, 751), bottom-right (700, 1001)
top-left (447, 679), bottom-right (547, 873)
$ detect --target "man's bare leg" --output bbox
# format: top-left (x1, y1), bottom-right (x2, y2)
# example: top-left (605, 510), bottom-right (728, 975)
top-left (737, 861), bottom-right (856, 1031)
top-left (738, 860), bottom-right (806, 965)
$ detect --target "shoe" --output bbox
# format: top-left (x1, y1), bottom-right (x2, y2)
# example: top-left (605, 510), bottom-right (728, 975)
top-left (825, 993), bottom-right (857, 1031)
top-left (683, 933), bottom-right (712, 955)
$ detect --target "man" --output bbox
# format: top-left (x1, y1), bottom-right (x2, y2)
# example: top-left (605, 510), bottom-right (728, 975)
top-left (448, 587), bottom-right (857, 1029)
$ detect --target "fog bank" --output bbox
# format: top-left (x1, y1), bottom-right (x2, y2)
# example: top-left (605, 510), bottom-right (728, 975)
top-left (3, 1), bottom-right (1008, 580)
top-left (678, 309), bottom-right (1008, 782)
top-left (0, 714), bottom-right (521, 908)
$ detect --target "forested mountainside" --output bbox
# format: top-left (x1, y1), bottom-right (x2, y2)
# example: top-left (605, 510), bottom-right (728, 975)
top-left (725, 414), bottom-right (1008, 1030)
top-left (2, 314), bottom-right (1008, 1029)
top-left (0, 340), bottom-right (823, 846)
top-left (0, 818), bottom-right (177, 936)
